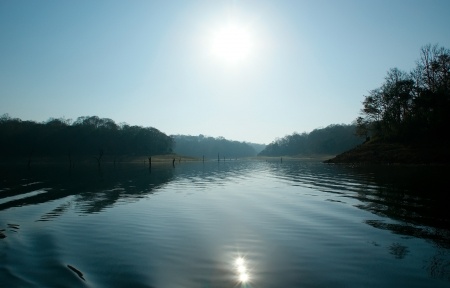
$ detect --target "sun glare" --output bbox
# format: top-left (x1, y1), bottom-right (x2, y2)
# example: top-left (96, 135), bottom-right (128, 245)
top-left (210, 22), bottom-right (253, 65)
top-left (235, 257), bottom-right (250, 283)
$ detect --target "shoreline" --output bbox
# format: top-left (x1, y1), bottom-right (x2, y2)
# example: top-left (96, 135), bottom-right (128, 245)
top-left (323, 140), bottom-right (450, 165)
top-left (0, 154), bottom-right (202, 166)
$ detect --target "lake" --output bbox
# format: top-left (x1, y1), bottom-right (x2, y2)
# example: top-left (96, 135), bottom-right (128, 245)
top-left (1, 159), bottom-right (449, 287)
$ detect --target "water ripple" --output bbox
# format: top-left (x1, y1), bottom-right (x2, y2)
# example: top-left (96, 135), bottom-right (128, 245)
top-left (1, 160), bottom-right (449, 287)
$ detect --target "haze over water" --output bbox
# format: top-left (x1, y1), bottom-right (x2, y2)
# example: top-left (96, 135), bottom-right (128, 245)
top-left (1, 160), bottom-right (449, 287)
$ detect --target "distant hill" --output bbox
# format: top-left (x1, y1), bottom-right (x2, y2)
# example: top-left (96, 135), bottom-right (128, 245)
top-left (248, 143), bottom-right (266, 154)
top-left (258, 124), bottom-right (363, 157)
top-left (172, 134), bottom-right (261, 159)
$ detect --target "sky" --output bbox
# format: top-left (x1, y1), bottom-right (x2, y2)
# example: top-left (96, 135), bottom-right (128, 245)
top-left (1, 0), bottom-right (450, 144)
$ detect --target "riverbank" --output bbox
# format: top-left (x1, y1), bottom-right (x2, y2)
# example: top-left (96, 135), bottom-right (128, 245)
top-left (324, 140), bottom-right (450, 165)
top-left (0, 154), bottom-right (202, 167)
top-left (256, 154), bottom-right (335, 162)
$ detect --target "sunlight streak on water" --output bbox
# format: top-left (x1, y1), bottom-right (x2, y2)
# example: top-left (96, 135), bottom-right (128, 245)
top-left (235, 257), bottom-right (251, 284)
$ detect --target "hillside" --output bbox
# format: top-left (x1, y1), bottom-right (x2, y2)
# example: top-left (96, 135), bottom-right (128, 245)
top-left (172, 134), bottom-right (260, 158)
top-left (259, 124), bottom-right (363, 157)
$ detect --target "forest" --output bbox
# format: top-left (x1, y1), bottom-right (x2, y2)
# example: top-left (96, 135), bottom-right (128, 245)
top-left (0, 113), bottom-right (361, 161)
top-left (355, 44), bottom-right (450, 144)
top-left (0, 114), bottom-right (264, 163)
top-left (258, 124), bottom-right (363, 156)
top-left (172, 134), bottom-right (263, 159)
top-left (0, 115), bottom-right (173, 162)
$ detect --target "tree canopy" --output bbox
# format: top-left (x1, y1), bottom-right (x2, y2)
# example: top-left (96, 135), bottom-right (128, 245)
top-left (0, 115), bottom-right (173, 160)
top-left (356, 44), bottom-right (450, 143)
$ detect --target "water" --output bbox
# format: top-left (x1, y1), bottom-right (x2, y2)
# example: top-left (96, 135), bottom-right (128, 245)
top-left (1, 160), bottom-right (449, 287)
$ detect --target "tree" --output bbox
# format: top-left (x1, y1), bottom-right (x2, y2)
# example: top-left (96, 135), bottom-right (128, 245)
top-left (356, 44), bottom-right (450, 142)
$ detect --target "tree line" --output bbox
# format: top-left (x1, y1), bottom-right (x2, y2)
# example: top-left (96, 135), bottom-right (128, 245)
top-left (0, 115), bottom-right (173, 162)
top-left (356, 44), bottom-right (450, 143)
top-left (258, 124), bottom-right (362, 156)
top-left (172, 134), bottom-right (260, 159)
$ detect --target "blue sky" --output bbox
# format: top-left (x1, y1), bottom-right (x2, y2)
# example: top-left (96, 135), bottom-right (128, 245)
top-left (1, 0), bottom-right (449, 144)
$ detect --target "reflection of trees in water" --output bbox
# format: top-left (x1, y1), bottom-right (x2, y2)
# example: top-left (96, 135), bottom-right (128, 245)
top-left (170, 161), bottom-right (261, 187)
top-left (0, 164), bottom-right (174, 217)
top-left (274, 162), bottom-right (450, 242)
top-left (37, 201), bottom-right (72, 222)
top-left (3, 160), bottom-right (450, 281)
top-left (352, 165), bottom-right (450, 253)
top-left (389, 242), bottom-right (409, 259)
top-left (0, 223), bottom-right (20, 239)
top-left (364, 220), bottom-right (450, 248)
top-left (425, 250), bottom-right (450, 281)
top-left (1, 161), bottom-right (261, 217)
top-left (273, 161), bottom-right (450, 281)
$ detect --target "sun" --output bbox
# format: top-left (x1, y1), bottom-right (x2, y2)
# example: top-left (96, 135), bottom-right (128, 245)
top-left (210, 21), bottom-right (254, 65)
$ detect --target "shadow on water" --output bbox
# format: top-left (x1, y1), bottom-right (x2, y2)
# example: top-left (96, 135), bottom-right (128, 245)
top-left (0, 162), bottom-right (174, 216)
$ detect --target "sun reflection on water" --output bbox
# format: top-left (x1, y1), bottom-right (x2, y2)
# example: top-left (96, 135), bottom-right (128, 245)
top-left (235, 257), bottom-right (250, 285)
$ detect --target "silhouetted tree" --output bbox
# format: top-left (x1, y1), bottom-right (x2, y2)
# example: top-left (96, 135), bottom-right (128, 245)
top-left (356, 44), bottom-right (450, 143)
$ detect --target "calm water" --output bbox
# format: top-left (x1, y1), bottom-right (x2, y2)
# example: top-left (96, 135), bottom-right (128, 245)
top-left (1, 160), bottom-right (449, 287)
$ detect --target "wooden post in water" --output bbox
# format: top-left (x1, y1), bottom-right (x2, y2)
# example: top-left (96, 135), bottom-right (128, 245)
top-left (27, 149), bottom-right (33, 169)
top-left (94, 149), bottom-right (104, 169)
top-left (68, 150), bottom-right (73, 169)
